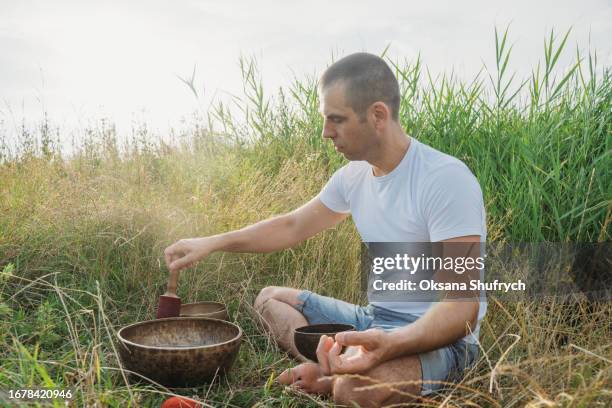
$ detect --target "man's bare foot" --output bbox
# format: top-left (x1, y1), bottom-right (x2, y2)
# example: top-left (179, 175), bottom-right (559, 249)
top-left (277, 362), bottom-right (332, 395)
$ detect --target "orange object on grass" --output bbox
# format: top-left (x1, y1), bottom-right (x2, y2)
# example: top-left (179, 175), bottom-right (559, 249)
top-left (160, 396), bottom-right (203, 408)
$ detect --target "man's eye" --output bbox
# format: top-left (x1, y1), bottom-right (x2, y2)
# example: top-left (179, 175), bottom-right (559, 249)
top-left (331, 117), bottom-right (343, 124)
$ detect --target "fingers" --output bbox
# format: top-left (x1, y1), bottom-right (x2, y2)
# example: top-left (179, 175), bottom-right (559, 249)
top-left (316, 335), bottom-right (334, 375)
top-left (326, 340), bottom-right (345, 372)
top-left (319, 335), bottom-right (358, 375)
top-left (329, 348), bottom-right (372, 374)
top-left (317, 334), bottom-right (366, 376)
top-left (335, 329), bottom-right (381, 348)
top-left (164, 241), bottom-right (195, 273)
top-left (164, 249), bottom-right (172, 270)
top-left (164, 243), bottom-right (183, 270)
top-left (329, 341), bottom-right (342, 356)
top-left (169, 254), bottom-right (196, 273)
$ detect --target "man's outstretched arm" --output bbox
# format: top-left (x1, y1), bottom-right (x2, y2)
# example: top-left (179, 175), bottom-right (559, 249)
top-left (164, 197), bottom-right (349, 272)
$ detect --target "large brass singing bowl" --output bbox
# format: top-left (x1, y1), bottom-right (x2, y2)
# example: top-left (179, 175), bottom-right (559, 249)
top-left (117, 317), bottom-right (242, 387)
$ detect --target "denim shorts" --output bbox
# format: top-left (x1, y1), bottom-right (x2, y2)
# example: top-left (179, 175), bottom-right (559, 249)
top-left (294, 290), bottom-right (479, 395)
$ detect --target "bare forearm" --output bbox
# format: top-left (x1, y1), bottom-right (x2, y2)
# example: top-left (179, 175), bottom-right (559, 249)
top-left (210, 215), bottom-right (300, 254)
top-left (164, 198), bottom-right (346, 273)
top-left (384, 301), bottom-right (479, 360)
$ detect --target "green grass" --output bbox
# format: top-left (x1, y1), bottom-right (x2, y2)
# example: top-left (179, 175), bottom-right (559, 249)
top-left (0, 28), bottom-right (610, 407)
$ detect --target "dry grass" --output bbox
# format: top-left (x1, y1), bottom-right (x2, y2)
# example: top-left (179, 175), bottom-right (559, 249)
top-left (0, 28), bottom-right (610, 407)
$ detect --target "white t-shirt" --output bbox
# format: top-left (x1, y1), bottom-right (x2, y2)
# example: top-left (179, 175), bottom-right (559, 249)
top-left (317, 137), bottom-right (487, 343)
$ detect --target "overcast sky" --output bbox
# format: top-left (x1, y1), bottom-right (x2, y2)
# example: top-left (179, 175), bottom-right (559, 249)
top-left (1, 0), bottom-right (610, 144)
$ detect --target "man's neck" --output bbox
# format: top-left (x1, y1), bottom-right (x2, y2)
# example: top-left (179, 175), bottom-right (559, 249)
top-left (369, 129), bottom-right (411, 177)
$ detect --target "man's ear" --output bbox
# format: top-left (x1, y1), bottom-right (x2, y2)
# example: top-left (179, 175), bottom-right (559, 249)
top-left (370, 102), bottom-right (390, 129)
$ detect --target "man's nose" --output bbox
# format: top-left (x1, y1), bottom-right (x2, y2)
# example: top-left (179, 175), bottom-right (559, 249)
top-left (322, 121), bottom-right (335, 139)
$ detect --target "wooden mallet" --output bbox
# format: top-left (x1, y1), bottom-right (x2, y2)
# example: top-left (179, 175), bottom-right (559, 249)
top-left (156, 268), bottom-right (181, 319)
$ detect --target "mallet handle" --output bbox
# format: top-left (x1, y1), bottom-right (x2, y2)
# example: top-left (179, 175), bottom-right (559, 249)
top-left (166, 268), bottom-right (180, 296)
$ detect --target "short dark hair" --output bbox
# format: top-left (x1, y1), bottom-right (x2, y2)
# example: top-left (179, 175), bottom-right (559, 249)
top-left (320, 52), bottom-right (400, 122)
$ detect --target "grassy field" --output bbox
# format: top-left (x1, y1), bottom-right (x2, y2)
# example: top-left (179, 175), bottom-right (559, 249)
top-left (0, 29), bottom-right (610, 407)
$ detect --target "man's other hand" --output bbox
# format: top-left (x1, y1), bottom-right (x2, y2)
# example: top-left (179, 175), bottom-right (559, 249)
top-left (316, 329), bottom-right (391, 375)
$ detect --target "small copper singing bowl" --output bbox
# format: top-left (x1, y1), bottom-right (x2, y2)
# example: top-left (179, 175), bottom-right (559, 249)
top-left (293, 323), bottom-right (356, 362)
top-left (180, 301), bottom-right (229, 321)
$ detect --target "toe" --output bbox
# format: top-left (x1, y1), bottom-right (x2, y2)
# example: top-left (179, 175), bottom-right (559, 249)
top-left (278, 367), bottom-right (297, 385)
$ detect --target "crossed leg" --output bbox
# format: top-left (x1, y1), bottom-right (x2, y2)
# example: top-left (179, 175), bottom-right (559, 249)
top-left (332, 350), bottom-right (422, 407)
top-left (254, 286), bottom-right (423, 406)
top-left (253, 286), bottom-right (308, 360)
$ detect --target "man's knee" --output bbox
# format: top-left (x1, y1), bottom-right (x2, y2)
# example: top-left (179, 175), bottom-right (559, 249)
top-left (254, 286), bottom-right (276, 312)
top-left (254, 286), bottom-right (301, 313)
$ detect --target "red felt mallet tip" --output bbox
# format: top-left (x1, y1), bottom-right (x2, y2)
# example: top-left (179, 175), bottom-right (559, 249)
top-left (156, 294), bottom-right (181, 319)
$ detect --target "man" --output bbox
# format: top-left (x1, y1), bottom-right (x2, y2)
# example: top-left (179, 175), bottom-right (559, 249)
top-left (164, 52), bottom-right (486, 407)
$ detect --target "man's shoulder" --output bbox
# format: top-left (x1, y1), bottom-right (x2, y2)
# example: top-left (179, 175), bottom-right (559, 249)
top-left (414, 139), bottom-right (471, 176)
top-left (413, 140), bottom-right (482, 198)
